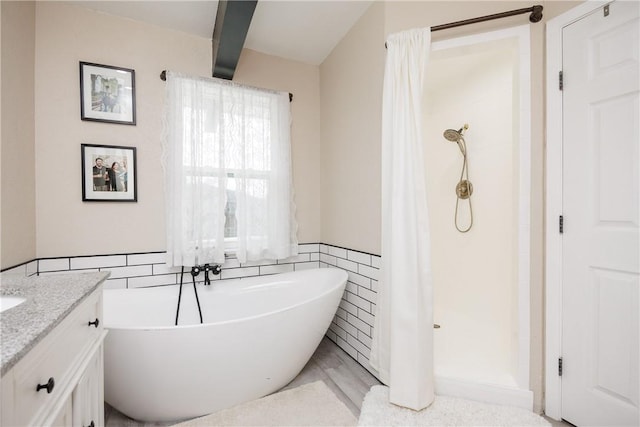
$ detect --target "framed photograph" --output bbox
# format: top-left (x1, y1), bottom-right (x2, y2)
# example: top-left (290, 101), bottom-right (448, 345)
top-left (80, 61), bottom-right (136, 125)
top-left (81, 144), bottom-right (137, 202)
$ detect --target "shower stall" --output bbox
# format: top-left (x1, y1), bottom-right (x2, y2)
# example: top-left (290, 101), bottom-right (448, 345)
top-left (423, 25), bottom-right (532, 408)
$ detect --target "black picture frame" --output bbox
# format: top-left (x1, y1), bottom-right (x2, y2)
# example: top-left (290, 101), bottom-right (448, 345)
top-left (81, 144), bottom-right (137, 202)
top-left (80, 61), bottom-right (136, 125)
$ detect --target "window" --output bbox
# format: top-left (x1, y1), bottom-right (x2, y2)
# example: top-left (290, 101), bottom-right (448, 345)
top-left (163, 72), bottom-right (298, 266)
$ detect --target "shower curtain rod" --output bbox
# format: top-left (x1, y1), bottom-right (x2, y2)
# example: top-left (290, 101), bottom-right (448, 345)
top-left (432, 5), bottom-right (543, 32)
top-left (159, 70), bottom-right (293, 102)
top-left (385, 5), bottom-right (543, 47)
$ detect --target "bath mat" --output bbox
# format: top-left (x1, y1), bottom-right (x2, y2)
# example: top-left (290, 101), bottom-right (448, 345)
top-left (172, 380), bottom-right (357, 426)
top-left (358, 385), bottom-right (550, 426)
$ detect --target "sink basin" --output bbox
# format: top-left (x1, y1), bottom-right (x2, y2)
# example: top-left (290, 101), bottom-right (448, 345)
top-left (0, 296), bottom-right (26, 313)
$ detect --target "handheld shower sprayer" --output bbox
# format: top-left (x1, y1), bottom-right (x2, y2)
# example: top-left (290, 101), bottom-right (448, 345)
top-left (443, 124), bottom-right (473, 232)
top-left (443, 124), bottom-right (469, 155)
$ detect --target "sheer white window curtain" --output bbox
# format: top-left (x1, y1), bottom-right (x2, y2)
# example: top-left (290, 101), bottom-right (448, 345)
top-left (162, 72), bottom-right (298, 267)
top-left (370, 28), bottom-right (434, 411)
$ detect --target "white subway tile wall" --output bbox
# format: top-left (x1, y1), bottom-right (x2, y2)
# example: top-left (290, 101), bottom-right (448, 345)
top-left (277, 253), bottom-right (311, 264)
top-left (294, 261), bottom-right (321, 271)
top-left (38, 258), bottom-right (70, 272)
top-left (25, 247), bottom-right (329, 289)
top-left (38, 268), bottom-right (100, 277)
top-left (127, 252), bottom-right (166, 266)
top-left (320, 245), bottom-right (380, 378)
top-left (104, 278), bottom-right (127, 290)
top-left (7, 243), bottom-right (380, 379)
top-left (25, 261), bottom-right (38, 277)
top-left (347, 250), bottom-right (371, 266)
top-left (327, 246), bottom-right (348, 259)
top-left (298, 243), bottom-right (320, 253)
top-left (71, 255), bottom-right (127, 270)
top-left (259, 263), bottom-right (294, 275)
top-left (102, 265), bottom-right (152, 280)
top-left (0, 261), bottom-right (37, 278)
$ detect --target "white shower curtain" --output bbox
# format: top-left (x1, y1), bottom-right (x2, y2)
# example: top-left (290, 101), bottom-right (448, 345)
top-left (370, 28), bottom-right (434, 411)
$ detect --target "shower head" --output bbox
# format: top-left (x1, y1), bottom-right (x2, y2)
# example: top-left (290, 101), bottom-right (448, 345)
top-left (443, 124), bottom-right (469, 156)
top-left (443, 129), bottom-right (462, 142)
top-left (443, 124), bottom-right (469, 143)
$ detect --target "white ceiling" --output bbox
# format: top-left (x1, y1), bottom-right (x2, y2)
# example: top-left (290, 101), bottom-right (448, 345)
top-left (71, 0), bottom-right (373, 66)
top-left (245, 1), bottom-right (372, 65)
top-left (72, 1), bottom-right (219, 40)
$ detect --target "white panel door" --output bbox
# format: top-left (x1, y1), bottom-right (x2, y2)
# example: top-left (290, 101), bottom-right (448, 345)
top-left (562, 1), bottom-right (639, 426)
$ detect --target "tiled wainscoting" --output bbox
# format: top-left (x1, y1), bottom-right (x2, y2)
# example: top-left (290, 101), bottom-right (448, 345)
top-left (1, 260), bottom-right (38, 277)
top-left (31, 243), bottom-right (322, 289)
top-left (318, 245), bottom-right (380, 377)
top-left (1, 243), bottom-right (381, 378)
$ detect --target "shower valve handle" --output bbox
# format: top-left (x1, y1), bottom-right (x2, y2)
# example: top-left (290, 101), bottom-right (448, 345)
top-left (203, 264), bottom-right (221, 275)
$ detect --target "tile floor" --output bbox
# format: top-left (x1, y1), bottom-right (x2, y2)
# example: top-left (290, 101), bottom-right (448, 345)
top-left (105, 337), bottom-right (574, 427)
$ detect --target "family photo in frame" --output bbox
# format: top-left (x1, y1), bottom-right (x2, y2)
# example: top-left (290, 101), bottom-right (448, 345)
top-left (81, 144), bottom-right (137, 202)
top-left (80, 61), bottom-right (136, 125)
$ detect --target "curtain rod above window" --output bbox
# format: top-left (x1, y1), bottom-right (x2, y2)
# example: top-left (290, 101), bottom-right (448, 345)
top-left (160, 70), bottom-right (293, 102)
top-left (384, 5), bottom-right (543, 47)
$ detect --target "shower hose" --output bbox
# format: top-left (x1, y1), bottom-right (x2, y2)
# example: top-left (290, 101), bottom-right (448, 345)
top-left (454, 137), bottom-right (473, 233)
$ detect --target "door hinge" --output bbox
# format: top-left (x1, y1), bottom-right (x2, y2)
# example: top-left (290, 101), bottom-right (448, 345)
top-left (559, 71), bottom-right (564, 91)
top-left (604, 4), bottom-right (610, 17)
top-left (559, 215), bottom-right (564, 234)
top-left (558, 357), bottom-right (563, 376)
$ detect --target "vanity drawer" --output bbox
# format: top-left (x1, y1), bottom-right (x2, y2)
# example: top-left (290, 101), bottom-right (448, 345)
top-left (10, 289), bottom-right (102, 426)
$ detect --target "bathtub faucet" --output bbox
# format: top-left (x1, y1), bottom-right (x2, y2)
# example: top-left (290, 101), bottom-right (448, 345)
top-left (190, 266), bottom-right (201, 277)
top-left (189, 264), bottom-right (221, 284)
top-left (203, 264), bottom-right (222, 286)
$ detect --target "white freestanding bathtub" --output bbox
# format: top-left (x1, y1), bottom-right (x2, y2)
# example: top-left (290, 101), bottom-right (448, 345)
top-left (103, 268), bottom-right (347, 422)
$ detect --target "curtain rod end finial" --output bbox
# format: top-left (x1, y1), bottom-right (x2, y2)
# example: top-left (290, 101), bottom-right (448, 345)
top-left (529, 5), bottom-right (543, 23)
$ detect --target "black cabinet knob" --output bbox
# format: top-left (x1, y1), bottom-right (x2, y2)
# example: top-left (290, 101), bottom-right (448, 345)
top-left (88, 318), bottom-right (99, 328)
top-left (36, 377), bottom-right (55, 393)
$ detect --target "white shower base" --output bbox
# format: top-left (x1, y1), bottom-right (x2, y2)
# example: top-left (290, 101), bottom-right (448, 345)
top-left (434, 375), bottom-right (533, 410)
top-left (434, 310), bottom-right (533, 410)
top-left (434, 308), bottom-right (516, 387)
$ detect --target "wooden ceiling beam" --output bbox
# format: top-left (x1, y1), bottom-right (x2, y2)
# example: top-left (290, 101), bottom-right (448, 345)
top-left (212, 0), bottom-right (258, 80)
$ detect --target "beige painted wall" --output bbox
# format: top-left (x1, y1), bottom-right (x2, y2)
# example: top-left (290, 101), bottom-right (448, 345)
top-left (320, 1), bottom-right (385, 255)
top-left (319, 0), bottom-right (582, 413)
top-left (1, 1), bottom-right (36, 269)
top-left (34, 2), bottom-right (210, 258)
top-left (33, 2), bottom-right (321, 258)
top-left (234, 49), bottom-right (321, 243)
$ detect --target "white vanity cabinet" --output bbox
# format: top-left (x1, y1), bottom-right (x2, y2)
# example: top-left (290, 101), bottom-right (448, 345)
top-left (1, 285), bottom-right (106, 427)
top-left (72, 347), bottom-right (104, 427)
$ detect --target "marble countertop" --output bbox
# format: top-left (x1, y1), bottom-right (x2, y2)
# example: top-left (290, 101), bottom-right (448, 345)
top-left (0, 272), bottom-right (109, 376)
